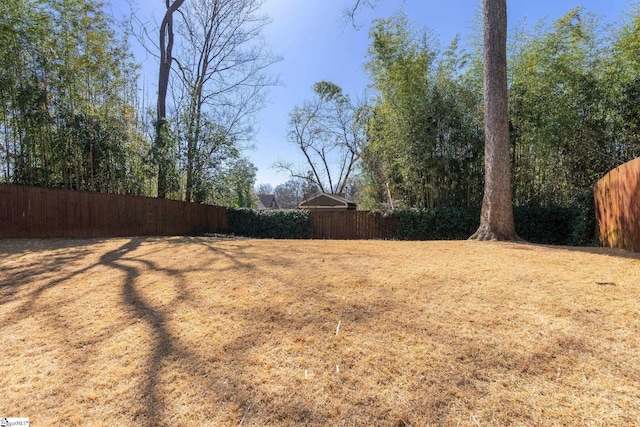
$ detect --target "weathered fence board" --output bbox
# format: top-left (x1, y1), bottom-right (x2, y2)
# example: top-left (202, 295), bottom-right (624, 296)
top-left (2, 185), bottom-right (403, 240)
top-left (0, 184), bottom-right (227, 239)
top-left (309, 210), bottom-right (388, 240)
top-left (594, 157), bottom-right (640, 252)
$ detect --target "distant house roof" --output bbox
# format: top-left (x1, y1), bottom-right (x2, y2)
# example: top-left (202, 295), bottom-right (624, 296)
top-left (257, 194), bottom-right (279, 209)
top-left (298, 192), bottom-right (356, 210)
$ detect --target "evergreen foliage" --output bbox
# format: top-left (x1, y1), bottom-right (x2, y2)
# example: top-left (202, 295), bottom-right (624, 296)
top-left (0, 0), bottom-right (151, 193)
top-left (360, 8), bottom-right (640, 212)
top-left (363, 14), bottom-right (484, 209)
top-left (383, 208), bottom-right (480, 240)
top-left (380, 196), bottom-right (595, 245)
top-left (222, 199), bottom-right (595, 245)
top-left (568, 190), bottom-right (599, 246)
top-left (226, 208), bottom-right (313, 239)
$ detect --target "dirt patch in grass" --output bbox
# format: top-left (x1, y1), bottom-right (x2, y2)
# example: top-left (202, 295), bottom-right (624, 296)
top-left (1, 237), bottom-right (639, 426)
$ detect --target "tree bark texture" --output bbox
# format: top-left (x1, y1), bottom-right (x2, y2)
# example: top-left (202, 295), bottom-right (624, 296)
top-left (156, 0), bottom-right (185, 198)
top-left (157, 0), bottom-right (185, 120)
top-left (470, 0), bottom-right (519, 241)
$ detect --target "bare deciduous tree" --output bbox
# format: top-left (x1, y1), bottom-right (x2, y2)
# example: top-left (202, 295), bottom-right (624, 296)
top-left (343, 0), bottom-right (383, 29)
top-left (276, 81), bottom-right (364, 195)
top-left (155, 0), bottom-right (185, 199)
top-left (174, 0), bottom-right (279, 202)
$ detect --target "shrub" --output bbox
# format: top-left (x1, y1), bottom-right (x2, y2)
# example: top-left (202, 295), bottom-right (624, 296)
top-left (514, 191), bottom-right (598, 246)
top-left (514, 204), bottom-right (573, 245)
top-left (226, 208), bottom-right (312, 239)
top-left (225, 193), bottom-right (597, 245)
top-left (568, 190), bottom-right (598, 246)
top-left (382, 198), bottom-right (596, 245)
top-left (383, 207), bottom-right (480, 240)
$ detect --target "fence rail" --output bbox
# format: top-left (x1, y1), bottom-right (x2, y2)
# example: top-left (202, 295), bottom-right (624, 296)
top-left (594, 157), bottom-right (640, 252)
top-left (0, 184), bottom-right (227, 238)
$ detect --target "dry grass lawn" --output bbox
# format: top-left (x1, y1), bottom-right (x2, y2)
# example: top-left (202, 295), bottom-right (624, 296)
top-left (1, 237), bottom-right (639, 426)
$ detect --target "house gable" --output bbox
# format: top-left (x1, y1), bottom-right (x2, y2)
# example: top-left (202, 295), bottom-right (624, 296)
top-left (257, 194), bottom-right (279, 209)
top-left (298, 192), bottom-right (356, 210)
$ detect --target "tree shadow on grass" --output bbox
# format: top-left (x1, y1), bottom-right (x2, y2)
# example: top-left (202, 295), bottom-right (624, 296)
top-left (99, 238), bottom-right (180, 424)
top-left (0, 239), bottom-right (111, 313)
top-left (1, 237), bottom-right (198, 424)
top-left (184, 238), bottom-right (417, 425)
top-left (549, 244), bottom-right (640, 261)
top-left (97, 237), bottom-right (308, 425)
top-left (1, 236), bottom-right (468, 425)
top-left (175, 235), bottom-right (259, 271)
top-left (498, 241), bottom-right (640, 261)
top-left (0, 237), bottom-right (107, 257)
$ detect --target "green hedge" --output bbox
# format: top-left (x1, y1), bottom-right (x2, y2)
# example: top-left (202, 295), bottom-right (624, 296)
top-left (381, 192), bottom-right (596, 245)
top-left (514, 192), bottom-right (597, 246)
top-left (383, 207), bottom-right (480, 240)
top-left (226, 208), bottom-right (312, 239)
top-left (514, 204), bottom-right (573, 244)
top-left (224, 192), bottom-right (597, 245)
top-left (567, 190), bottom-right (598, 246)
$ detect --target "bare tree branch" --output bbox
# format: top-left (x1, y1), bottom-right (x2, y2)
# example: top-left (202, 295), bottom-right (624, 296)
top-left (172, 0), bottom-right (280, 202)
top-left (280, 81), bottom-right (364, 195)
top-left (342, 0), bottom-right (385, 30)
top-left (158, 0), bottom-right (186, 120)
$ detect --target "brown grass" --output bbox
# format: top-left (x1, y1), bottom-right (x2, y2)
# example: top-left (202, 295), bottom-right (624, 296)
top-left (1, 237), bottom-right (639, 426)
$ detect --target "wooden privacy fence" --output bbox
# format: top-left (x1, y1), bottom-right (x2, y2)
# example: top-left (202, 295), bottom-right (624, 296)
top-left (593, 157), bottom-right (640, 252)
top-left (0, 185), bottom-right (393, 240)
top-left (0, 184), bottom-right (227, 238)
top-left (309, 210), bottom-right (391, 239)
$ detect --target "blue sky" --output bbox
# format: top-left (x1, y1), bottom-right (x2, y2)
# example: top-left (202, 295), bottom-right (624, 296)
top-left (109, 0), bottom-right (631, 187)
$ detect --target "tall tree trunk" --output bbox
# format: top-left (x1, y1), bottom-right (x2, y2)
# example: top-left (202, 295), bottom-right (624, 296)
top-left (185, 83), bottom-right (205, 203)
top-left (470, 0), bottom-right (519, 241)
top-left (156, 0), bottom-right (185, 199)
top-left (157, 0), bottom-right (185, 120)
